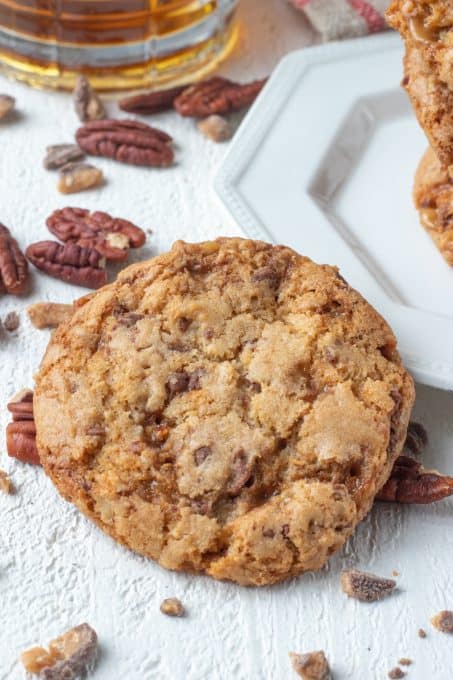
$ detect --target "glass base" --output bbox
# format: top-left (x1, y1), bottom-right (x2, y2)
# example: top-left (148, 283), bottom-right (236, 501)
top-left (0, 16), bottom-right (238, 92)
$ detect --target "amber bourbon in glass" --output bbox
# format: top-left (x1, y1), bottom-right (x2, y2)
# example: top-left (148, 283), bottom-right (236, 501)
top-left (0, 0), bottom-right (238, 90)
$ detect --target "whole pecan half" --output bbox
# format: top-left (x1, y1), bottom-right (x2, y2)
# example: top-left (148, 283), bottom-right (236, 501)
top-left (174, 76), bottom-right (267, 117)
top-left (26, 240), bottom-right (107, 289)
top-left (7, 389), bottom-right (40, 465)
top-left (46, 207), bottom-right (146, 261)
top-left (75, 119), bottom-right (174, 167)
top-left (0, 224), bottom-right (28, 295)
top-left (377, 455), bottom-right (453, 504)
top-left (119, 85), bottom-right (186, 115)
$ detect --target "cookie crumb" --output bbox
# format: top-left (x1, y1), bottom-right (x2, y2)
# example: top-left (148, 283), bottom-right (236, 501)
top-left (418, 628), bottom-right (427, 638)
top-left (398, 658), bottom-right (412, 666)
top-left (388, 668), bottom-right (405, 679)
top-left (20, 623), bottom-right (98, 676)
top-left (0, 469), bottom-right (13, 494)
top-left (341, 569), bottom-right (396, 602)
top-left (431, 610), bottom-right (453, 634)
top-left (27, 302), bottom-right (74, 329)
top-left (160, 597), bottom-right (185, 617)
top-left (289, 651), bottom-right (331, 679)
top-left (4, 311), bottom-right (20, 332)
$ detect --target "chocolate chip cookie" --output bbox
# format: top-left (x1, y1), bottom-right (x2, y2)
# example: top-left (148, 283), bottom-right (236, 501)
top-left (386, 0), bottom-right (453, 167)
top-left (414, 146), bottom-right (453, 264)
top-left (34, 239), bottom-right (414, 586)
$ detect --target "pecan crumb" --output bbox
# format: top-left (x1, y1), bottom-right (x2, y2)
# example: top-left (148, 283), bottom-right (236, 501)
top-left (44, 144), bottom-right (85, 170)
top-left (0, 94), bottom-right (15, 120)
top-left (418, 628), bottom-right (427, 638)
top-left (0, 469), bottom-right (13, 494)
top-left (289, 651), bottom-right (331, 680)
top-left (21, 623), bottom-right (98, 676)
top-left (160, 597), bottom-right (185, 617)
top-left (197, 115), bottom-right (233, 142)
top-left (341, 569), bottom-right (396, 602)
top-left (27, 302), bottom-right (74, 329)
top-left (73, 75), bottom-right (105, 122)
top-left (388, 668), bottom-right (405, 679)
top-left (405, 421), bottom-right (428, 455)
top-left (57, 162), bottom-right (104, 194)
top-left (431, 610), bottom-right (453, 633)
top-left (4, 311), bottom-right (20, 331)
top-left (398, 658), bottom-right (412, 666)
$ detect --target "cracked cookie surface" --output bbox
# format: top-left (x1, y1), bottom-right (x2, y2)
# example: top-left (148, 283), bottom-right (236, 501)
top-left (34, 238), bottom-right (414, 586)
top-left (386, 0), bottom-right (453, 167)
top-left (414, 146), bottom-right (453, 265)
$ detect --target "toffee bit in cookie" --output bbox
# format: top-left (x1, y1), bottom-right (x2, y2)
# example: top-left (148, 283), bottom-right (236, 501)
top-left (405, 421), bottom-right (428, 455)
top-left (44, 144), bottom-right (85, 170)
top-left (388, 668), bottom-right (405, 679)
top-left (21, 623), bottom-right (98, 676)
top-left (197, 114), bottom-right (233, 143)
top-left (0, 469), bottom-right (13, 494)
top-left (27, 302), bottom-right (74, 329)
top-left (341, 569), bottom-right (396, 602)
top-left (418, 628), bottom-right (427, 638)
top-left (0, 94), bottom-right (15, 120)
top-left (57, 162), bottom-right (104, 194)
top-left (160, 597), bottom-right (185, 617)
top-left (73, 75), bottom-right (105, 122)
top-left (398, 658), bottom-right (412, 666)
top-left (289, 651), bottom-right (331, 680)
top-left (4, 311), bottom-right (19, 331)
top-left (431, 610), bottom-right (453, 633)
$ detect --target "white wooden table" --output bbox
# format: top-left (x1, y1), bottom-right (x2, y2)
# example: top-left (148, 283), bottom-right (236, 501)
top-left (1, 2), bottom-right (452, 678)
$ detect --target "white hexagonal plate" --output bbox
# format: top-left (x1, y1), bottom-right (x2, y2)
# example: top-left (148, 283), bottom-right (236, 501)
top-left (215, 33), bottom-right (453, 391)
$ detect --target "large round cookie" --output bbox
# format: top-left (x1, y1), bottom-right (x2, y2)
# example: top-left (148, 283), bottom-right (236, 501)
top-left (34, 238), bottom-right (414, 586)
top-left (414, 146), bottom-right (453, 265)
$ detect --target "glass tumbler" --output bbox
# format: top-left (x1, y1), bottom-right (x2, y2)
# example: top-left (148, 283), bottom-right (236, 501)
top-left (0, 0), bottom-right (238, 91)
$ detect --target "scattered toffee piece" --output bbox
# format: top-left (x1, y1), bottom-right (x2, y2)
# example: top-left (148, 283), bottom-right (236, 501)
top-left (431, 610), bottom-right (453, 633)
top-left (289, 651), bottom-right (331, 680)
top-left (57, 162), bottom-right (103, 194)
top-left (160, 597), bottom-right (185, 617)
top-left (341, 569), bottom-right (396, 602)
top-left (4, 311), bottom-right (19, 331)
top-left (73, 75), bottom-right (105, 122)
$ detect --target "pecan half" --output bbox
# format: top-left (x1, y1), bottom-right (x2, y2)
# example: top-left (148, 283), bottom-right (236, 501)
top-left (73, 75), bottom-right (105, 122)
top-left (119, 84), bottom-right (186, 114)
top-left (174, 76), bottom-right (267, 117)
top-left (27, 301), bottom-right (74, 329)
top-left (377, 455), bottom-right (453, 504)
top-left (46, 207), bottom-right (146, 261)
top-left (43, 144), bottom-right (85, 170)
top-left (75, 119), bottom-right (174, 167)
top-left (0, 224), bottom-right (28, 295)
top-left (26, 241), bottom-right (107, 289)
top-left (6, 389), bottom-right (40, 465)
top-left (341, 569), bottom-right (396, 602)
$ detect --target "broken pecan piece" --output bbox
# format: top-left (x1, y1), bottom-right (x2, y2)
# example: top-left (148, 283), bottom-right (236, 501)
top-left (21, 623), bottom-right (98, 677)
top-left (43, 144), bottom-right (85, 170)
top-left (27, 301), bottom-right (74, 329)
top-left (341, 569), bottom-right (396, 602)
top-left (57, 161), bottom-right (103, 194)
top-left (26, 240), bottom-right (107, 289)
top-left (0, 224), bottom-right (28, 295)
top-left (289, 651), bottom-right (331, 680)
top-left (46, 207), bottom-right (146, 261)
top-left (75, 119), bottom-right (174, 167)
top-left (7, 389), bottom-right (40, 465)
top-left (73, 75), bottom-right (105, 122)
top-left (119, 84), bottom-right (186, 114)
top-left (377, 455), bottom-right (453, 504)
top-left (431, 610), bottom-right (453, 633)
top-left (174, 76), bottom-right (267, 117)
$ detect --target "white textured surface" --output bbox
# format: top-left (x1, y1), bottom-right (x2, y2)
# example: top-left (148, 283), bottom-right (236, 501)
top-left (0, 3), bottom-right (452, 679)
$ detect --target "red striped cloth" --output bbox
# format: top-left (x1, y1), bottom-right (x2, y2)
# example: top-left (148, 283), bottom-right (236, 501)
top-left (290, 0), bottom-right (388, 40)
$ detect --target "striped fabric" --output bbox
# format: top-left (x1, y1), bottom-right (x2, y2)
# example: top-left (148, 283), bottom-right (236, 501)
top-left (290, 0), bottom-right (388, 41)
